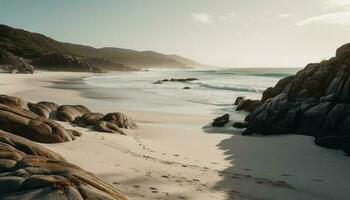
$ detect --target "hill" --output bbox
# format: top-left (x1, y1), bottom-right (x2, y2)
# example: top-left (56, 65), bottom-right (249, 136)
top-left (0, 24), bottom-right (199, 73)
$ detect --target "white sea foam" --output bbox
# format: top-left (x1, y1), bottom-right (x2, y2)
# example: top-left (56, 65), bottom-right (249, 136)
top-left (84, 68), bottom-right (298, 106)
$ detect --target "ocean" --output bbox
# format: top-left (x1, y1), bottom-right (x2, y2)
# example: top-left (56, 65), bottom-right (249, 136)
top-left (84, 67), bottom-right (299, 107)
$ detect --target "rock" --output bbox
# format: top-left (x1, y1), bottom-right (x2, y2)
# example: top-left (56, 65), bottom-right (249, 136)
top-left (153, 80), bottom-right (162, 84)
top-left (236, 99), bottom-right (262, 112)
top-left (93, 121), bottom-right (126, 135)
top-left (162, 79), bottom-right (169, 82)
top-left (28, 101), bottom-right (59, 118)
top-left (56, 105), bottom-right (91, 122)
top-left (241, 42), bottom-right (350, 155)
top-left (212, 113), bottom-right (230, 127)
top-left (233, 121), bottom-right (248, 129)
top-left (102, 112), bottom-right (137, 129)
top-left (0, 103), bottom-right (79, 143)
top-left (0, 49), bottom-right (34, 74)
top-left (0, 130), bottom-right (66, 161)
top-left (0, 130), bottom-right (129, 200)
top-left (234, 96), bottom-right (245, 105)
top-left (170, 78), bottom-right (198, 82)
top-left (183, 87), bottom-right (191, 89)
top-left (0, 95), bottom-right (27, 108)
top-left (73, 112), bottom-right (104, 127)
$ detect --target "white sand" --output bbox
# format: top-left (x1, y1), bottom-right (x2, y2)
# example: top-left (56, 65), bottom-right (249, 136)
top-left (1, 71), bottom-right (350, 200)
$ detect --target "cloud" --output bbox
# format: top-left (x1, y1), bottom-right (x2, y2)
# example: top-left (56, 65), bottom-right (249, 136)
top-left (218, 12), bottom-right (236, 20)
top-left (296, 11), bottom-right (350, 26)
top-left (279, 14), bottom-right (291, 18)
top-left (324, 0), bottom-right (350, 9)
top-left (192, 13), bottom-right (212, 23)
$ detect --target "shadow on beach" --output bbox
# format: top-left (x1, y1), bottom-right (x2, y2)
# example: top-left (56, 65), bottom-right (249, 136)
top-left (203, 121), bottom-right (350, 200)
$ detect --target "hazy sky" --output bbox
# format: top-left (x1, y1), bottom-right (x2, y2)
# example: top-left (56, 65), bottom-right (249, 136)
top-left (1, 0), bottom-right (350, 67)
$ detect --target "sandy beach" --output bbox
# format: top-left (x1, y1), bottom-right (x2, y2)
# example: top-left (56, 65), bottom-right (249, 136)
top-left (1, 71), bottom-right (350, 200)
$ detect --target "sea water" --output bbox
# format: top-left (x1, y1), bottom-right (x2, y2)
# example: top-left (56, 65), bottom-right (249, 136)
top-left (84, 68), bottom-right (299, 107)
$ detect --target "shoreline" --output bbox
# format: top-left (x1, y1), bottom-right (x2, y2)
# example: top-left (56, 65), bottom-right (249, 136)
top-left (1, 71), bottom-right (350, 200)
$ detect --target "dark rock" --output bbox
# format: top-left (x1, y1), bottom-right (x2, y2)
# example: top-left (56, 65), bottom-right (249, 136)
top-left (102, 112), bottom-right (137, 129)
top-left (183, 87), bottom-right (191, 89)
top-left (242, 42), bottom-right (350, 155)
top-left (233, 121), bottom-right (248, 129)
top-left (236, 99), bottom-right (262, 112)
top-left (153, 80), bottom-right (162, 84)
top-left (234, 96), bottom-right (245, 105)
top-left (212, 114), bottom-right (230, 127)
top-left (170, 78), bottom-right (198, 82)
top-left (162, 79), bottom-right (169, 82)
top-left (56, 105), bottom-right (91, 122)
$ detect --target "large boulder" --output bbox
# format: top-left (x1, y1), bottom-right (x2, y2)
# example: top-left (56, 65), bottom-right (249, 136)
top-left (73, 112), bottom-right (104, 127)
top-left (28, 101), bottom-right (59, 118)
top-left (0, 95), bottom-right (27, 108)
top-left (0, 104), bottom-right (79, 143)
top-left (56, 105), bottom-right (91, 122)
top-left (0, 131), bottom-right (129, 200)
top-left (242, 43), bottom-right (350, 155)
top-left (102, 112), bottom-right (137, 129)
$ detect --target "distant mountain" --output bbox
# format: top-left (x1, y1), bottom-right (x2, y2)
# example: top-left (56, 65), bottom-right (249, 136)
top-left (0, 24), bottom-right (199, 73)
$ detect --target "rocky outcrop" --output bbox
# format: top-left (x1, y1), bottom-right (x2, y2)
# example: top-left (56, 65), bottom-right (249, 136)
top-left (0, 130), bottom-right (129, 200)
top-left (0, 103), bottom-right (79, 143)
top-left (0, 49), bottom-right (34, 74)
top-left (56, 105), bottom-right (91, 122)
top-left (241, 43), bottom-right (350, 155)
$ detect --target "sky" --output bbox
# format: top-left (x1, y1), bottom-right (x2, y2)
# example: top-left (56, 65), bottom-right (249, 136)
top-left (1, 0), bottom-right (350, 68)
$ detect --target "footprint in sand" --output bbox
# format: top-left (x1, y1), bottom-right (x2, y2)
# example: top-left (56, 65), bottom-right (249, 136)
top-left (178, 196), bottom-right (186, 199)
top-left (161, 175), bottom-right (170, 178)
top-left (132, 185), bottom-right (140, 188)
top-left (112, 182), bottom-right (120, 185)
top-left (173, 154), bottom-right (179, 157)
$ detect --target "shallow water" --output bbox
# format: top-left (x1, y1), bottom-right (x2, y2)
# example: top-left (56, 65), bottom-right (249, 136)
top-left (84, 67), bottom-right (299, 107)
